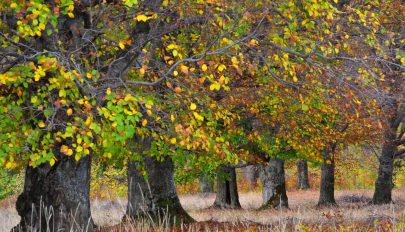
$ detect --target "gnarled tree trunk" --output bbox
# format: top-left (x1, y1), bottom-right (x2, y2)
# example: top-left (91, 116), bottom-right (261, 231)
top-left (259, 158), bottom-right (288, 209)
top-left (318, 146), bottom-right (337, 206)
top-left (372, 105), bottom-right (399, 204)
top-left (144, 155), bottom-right (194, 224)
top-left (13, 154), bottom-right (92, 232)
top-left (126, 137), bottom-right (153, 219)
top-left (125, 137), bottom-right (193, 224)
top-left (213, 165), bottom-right (241, 209)
top-left (296, 160), bottom-right (310, 190)
top-left (126, 160), bottom-right (153, 219)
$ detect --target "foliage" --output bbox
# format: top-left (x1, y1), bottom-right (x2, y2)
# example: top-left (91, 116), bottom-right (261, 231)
top-left (0, 0), bottom-right (403, 196)
top-left (0, 170), bottom-right (23, 200)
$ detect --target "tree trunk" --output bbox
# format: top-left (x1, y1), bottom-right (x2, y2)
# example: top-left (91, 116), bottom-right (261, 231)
top-left (318, 146), bottom-right (337, 206)
top-left (143, 155), bottom-right (194, 224)
top-left (259, 158), bottom-right (288, 209)
top-left (243, 165), bottom-right (259, 190)
top-left (372, 121), bottom-right (397, 204)
top-left (296, 160), bottom-right (310, 190)
top-left (126, 160), bottom-right (153, 219)
top-left (125, 137), bottom-right (194, 224)
top-left (126, 137), bottom-right (153, 219)
top-left (199, 175), bottom-right (214, 194)
top-left (213, 165), bottom-right (241, 209)
top-left (13, 154), bottom-right (93, 232)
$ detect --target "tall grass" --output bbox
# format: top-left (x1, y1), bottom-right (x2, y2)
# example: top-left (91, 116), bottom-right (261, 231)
top-left (1, 190), bottom-right (405, 231)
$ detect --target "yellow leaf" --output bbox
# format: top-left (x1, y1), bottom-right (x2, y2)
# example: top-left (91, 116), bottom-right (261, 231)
top-left (193, 112), bottom-right (204, 121)
top-left (170, 138), bottom-right (177, 144)
top-left (217, 64), bottom-right (226, 72)
top-left (172, 50), bottom-right (178, 57)
top-left (49, 158), bottom-right (55, 166)
top-left (180, 65), bottom-right (188, 74)
top-left (86, 73), bottom-right (92, 79)
top-left (142, 119), bottom-right (147, 126)
top-left (67, 12), bottom-right (74, 18)
top-left (209, 82), bottom-right (220, 91)
top-left (106, 88), bottom-right (112, 95)
top-left (136, 14), bottom-right (148, 22)
top-left (75, 154), bottom-right (80, 161)
top-left (171, 114), bottom-right (175, 122)
top-left (31, 96), bottom-right (38, 104)
top-left (231, 56), bottom-right (238, 65)
top-left (67, 108), bottom-right (73, 116)
top-left (139, 68), bottom-right (145, 76)
top-left (119, 41), bottom-right (125, 49)
top-left (85, 117), bottom-right (92, 127)
top-left (173, 70), bottom-right (178, 76)
top-left (190, 103), bottom-right (197, 110)
top-left (167, 44), bottom-right (176, 50)
top-left (38, 121), bottom-right (46, 128)
top-left (293, 76), bottom-right (298, 82)
top-left (201, 64), bottom-right (208, 71)
top-left (61, 145), bottom-right (69, 154)
top-left (67, 149), bottom-right (73, 156)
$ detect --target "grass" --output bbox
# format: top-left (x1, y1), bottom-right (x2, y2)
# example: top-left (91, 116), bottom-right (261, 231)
top-left (1, 189), bottom-right (405, 231)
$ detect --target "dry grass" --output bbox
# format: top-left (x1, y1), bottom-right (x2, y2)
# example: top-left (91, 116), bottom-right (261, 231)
top-left (1, 189), bottom-right (405, 231)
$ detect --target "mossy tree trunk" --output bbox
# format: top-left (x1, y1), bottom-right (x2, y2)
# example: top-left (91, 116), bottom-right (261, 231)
top-left (13, 153), bottom-right (93, 232)
top-left (213, 165), bottom-right (241, 209)
top-left (259, 158), bottom-right (288, 209)
top-left (125, 137), bottom-right (194, 225)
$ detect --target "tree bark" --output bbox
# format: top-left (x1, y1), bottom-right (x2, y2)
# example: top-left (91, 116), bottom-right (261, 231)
top-left (296, 160), bottom-right (310, 190)
top-left (318, 146), bottom-right (337, 206)
top-left (243, 165), bottom-right (259, 190)
top-left (13, 154), bottom-right (93, 232)
top-left (259, 158), bottom-right (288, 209)
top-left (125, 137), bottom-right (194, 224)
top-left (199, 175), bottom-right (214, 194)
top-left (126, 137), bottom-right (153, 219)
top-left (143, 155), bottom-right (194, 224)
top-left (213, 165), bottom-right (241, 209)
top-left (372, 110), bottom-right (398, 204)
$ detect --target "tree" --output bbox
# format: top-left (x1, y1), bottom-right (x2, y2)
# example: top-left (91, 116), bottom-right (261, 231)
top-left (296, 160), bottom-right (310, 190)
top-left (213, 165), bottom-right (241, 209)
top-left (259, 158), bottom-right (288, 209)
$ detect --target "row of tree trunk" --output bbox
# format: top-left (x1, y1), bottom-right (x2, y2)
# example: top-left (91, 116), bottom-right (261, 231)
top-left (12, 142), bottom-right (399, 231)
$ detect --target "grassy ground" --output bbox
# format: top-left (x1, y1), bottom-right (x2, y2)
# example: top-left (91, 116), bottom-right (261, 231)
top-left (1, 189), bottom-right (404, 231)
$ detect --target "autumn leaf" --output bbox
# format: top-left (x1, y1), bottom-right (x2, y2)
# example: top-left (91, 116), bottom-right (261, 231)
top-left (38, 121), bottom-right (46, 128)
top-left (190, 103), bottom-right (197, 110)
top-left (170, 138), bottom-right (177, 144)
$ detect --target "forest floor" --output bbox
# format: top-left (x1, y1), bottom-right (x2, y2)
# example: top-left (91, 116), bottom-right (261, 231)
top-left (1, 189), bottom-right (404, 231)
